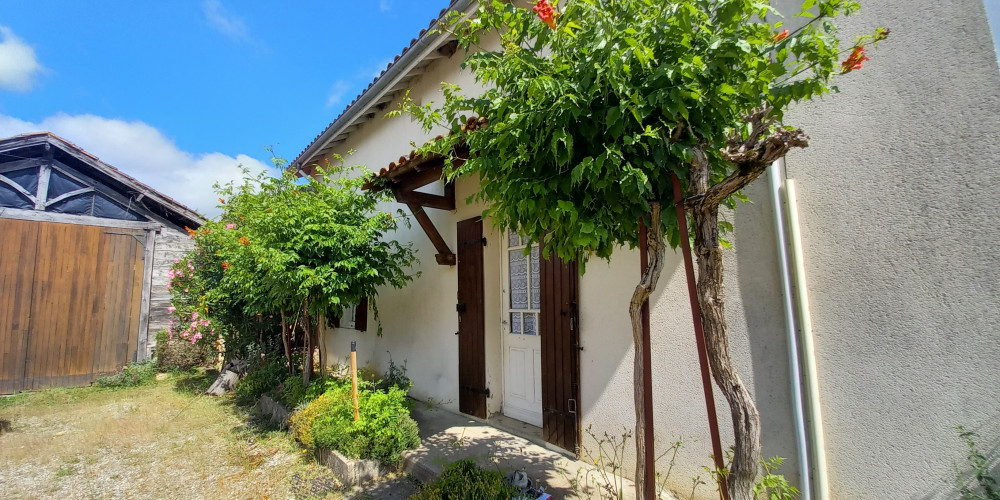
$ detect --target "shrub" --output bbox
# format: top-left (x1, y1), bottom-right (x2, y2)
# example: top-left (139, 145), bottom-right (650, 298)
top-left (409, 459), bottom-right (519, 500)
top-left (289, 388), bottom-right (352, 450)
top-left (291, 383), bottom-right (420, 466)
top-left (234, 361), bottom-right (286, 405)
top-left (278, 374), bottom-right (347, 409)
top-left (93, 361), bottom-right (157, 388)
top-left (155, 330), bottom-right (216, 371)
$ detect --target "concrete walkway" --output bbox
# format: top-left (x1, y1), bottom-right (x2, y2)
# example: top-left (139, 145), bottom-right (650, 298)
top-left (402, 404), bottom-right (678, 499)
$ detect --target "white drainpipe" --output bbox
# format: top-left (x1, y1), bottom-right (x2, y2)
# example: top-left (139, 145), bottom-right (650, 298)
top-left (769, 160), bottom-right (830, 500)
top-left (768, 161), bottom-right (813, 500)
top-left (783, 176), bottom-right (830, 500)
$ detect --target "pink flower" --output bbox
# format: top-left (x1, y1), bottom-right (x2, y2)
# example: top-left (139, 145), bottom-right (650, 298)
top-left (167, 306), bottom-right (176, 313)
top-left (192, 312), bottom-right (199, 319)
top-left (226, 223), bottom-right (236, 230)
top-left (173, 258), bottom-right (180, 264)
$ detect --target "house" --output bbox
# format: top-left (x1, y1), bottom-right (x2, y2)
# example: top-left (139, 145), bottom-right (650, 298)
top-left (291, 1), bottom-right (1000, 498)
top-left (0, 132), bottom-right (203, 393)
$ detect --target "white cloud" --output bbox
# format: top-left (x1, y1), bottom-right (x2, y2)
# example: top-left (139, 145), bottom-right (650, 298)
top-left (379, 0), bottom-right (392, 13)
top-left (0, 113), bottom-right (270, 218)
top-left (202, 0), bottom-right (252, 43)
top-left (0, 26), bottom-right (43, 92)
top-left (326, 80), bottom-right (350, 108)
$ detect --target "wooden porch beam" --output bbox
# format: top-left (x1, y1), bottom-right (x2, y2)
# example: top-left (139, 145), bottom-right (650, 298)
top-left (392, 187), bottom-right (455, 210)
top-left (406, 203), bottom-right (455, 266)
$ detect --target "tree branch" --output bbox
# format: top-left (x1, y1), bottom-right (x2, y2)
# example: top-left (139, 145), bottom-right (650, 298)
top-left (701, 108), bottom-right (809, 208)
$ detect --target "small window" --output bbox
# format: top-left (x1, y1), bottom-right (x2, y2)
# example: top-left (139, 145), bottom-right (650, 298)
top-left (333, 298), bottom-right (368, 331)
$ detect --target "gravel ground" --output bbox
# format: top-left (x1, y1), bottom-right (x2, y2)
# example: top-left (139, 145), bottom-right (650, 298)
top-left (0, 372), bottom-right (368, 500)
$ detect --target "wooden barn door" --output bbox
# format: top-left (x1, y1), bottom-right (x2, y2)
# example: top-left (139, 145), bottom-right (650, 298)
top-left (0, 219), bottom-right (40, 394)
top-left (457, 216), bottom-right (487, 418)
top-left (0, 219), bottom-right (146, 392)
top-left (540, 251), bottom-right (580, 453)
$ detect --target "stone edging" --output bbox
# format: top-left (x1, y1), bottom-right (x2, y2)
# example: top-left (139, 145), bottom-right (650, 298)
top-left (255, 395), bottom-right (386, 486)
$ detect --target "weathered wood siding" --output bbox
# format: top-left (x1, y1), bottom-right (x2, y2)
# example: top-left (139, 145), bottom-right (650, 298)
top-left (146, 228), bottom-right (195, 358)
top-left (0, 218), bottom-right (146, 393)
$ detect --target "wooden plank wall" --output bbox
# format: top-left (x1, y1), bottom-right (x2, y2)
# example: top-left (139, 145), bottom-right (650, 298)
top-left (146, 228), bottom-right (194, 358)
top-left (0, 219), bottom-right (39, 394)
top-left (0, 219), bottom-right (146, 392)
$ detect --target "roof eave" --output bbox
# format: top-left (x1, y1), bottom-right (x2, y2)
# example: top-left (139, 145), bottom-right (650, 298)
top-left (291, 0), bottom-right (476, 171)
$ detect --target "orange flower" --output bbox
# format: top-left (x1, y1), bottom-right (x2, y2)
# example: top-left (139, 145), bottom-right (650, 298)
top-left (773, 29), bottom-right (789, 43)
top-left (238, 236), bottom-right (250, 245)
top-left (533, 0), bottom-right (558, 30)
top-left (218, 198), bottom-right (225, 204)
top-left (222, 262), bottom-right (230, 270)
top-left (841, 46), bottom-right (869, 73)
top-left (184, 226), bottom-right (197, 237)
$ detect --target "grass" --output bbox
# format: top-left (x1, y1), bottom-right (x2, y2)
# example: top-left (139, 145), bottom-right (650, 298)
top-left (0, 370), bottom-right (350, 499)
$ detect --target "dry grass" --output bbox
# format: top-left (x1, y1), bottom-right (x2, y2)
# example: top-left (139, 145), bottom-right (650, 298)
top-left (0, 371), bottom-right (348, 500)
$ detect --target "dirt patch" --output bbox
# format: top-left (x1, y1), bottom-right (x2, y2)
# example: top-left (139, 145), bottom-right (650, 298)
top-left (0, 372), bottom-right (349, 499)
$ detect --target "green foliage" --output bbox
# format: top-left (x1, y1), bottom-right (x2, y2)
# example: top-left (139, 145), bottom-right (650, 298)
top-left (290, 382), bottom-right (420, 466)
top-left (408, 459), bottom-right (519, 500)
top-left (234, 360), bottom-right (287, 405)
top-left (92, 361), bottom-right (157, 389)
top-left (402, 0), bottom-right (885, 265)
top-left (753, 456), bottom-right (799, 500)
top-left (278, 374), bottom-right (347, 409)
top-left (378, 354), bottom-right (412, 393)
top-left (956, 426), bottom-right (1000, 500)
top-left (154, 329), bottom-right (216, 371)
top-left (170, 156), bottom-right (418, 363)
top-left (310, 385), bottom-right (420, 466)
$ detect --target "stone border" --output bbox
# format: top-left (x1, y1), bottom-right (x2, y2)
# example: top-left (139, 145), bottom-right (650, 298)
top-left (255, 395), bottom-right (387, 486)
top-left (256, 394), bottom-right (291, 428)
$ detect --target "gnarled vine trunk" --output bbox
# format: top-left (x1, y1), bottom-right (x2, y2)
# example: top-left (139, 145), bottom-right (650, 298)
top-left (689, 146), bottom-right (762, 500)
top-left (628, 202), bottom-right (665, 499)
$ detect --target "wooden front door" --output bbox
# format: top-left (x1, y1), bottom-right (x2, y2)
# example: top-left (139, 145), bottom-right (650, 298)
top-left (539, 249), bottom-right (580, 453)
top-left (457, 216), bottom-right (487, 418)
top-left (0, 219), bottom-right (147, 393)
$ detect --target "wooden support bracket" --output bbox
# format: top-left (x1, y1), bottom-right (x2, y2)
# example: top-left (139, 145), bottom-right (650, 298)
top-left (406, 202), bottom-right (455, 266)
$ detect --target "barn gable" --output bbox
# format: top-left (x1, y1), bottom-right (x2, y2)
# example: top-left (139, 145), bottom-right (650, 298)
top-left (0, 132), bottom-right (204, 394)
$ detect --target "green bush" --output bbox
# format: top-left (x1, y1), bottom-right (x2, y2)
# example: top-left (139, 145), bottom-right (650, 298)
top-left (278, 374), bottom-right (347, 409)
top-left (291, 384), bottom-right (420, 466)
top-left (234, 361), bottom-right (286, 405)
top-left (154, 330), bottom-right (216, 371)
top-left (93, 361), bottom-right (157, 388)
top-left (409, 459), bottom-right (519, 500)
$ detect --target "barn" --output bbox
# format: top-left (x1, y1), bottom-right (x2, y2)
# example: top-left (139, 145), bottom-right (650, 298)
top-left (0, 132), bottom-right (203, 394)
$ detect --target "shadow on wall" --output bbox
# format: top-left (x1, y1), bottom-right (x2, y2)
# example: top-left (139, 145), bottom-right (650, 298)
top-left (733, 179), bottom-right (802, 485)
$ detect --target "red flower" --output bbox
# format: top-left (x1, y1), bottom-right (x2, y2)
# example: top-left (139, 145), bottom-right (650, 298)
top-left (773, 29), bottom-right (789, 43)
top-left (238, 236), bottom-right (250, 245)
top-left (222, 262), bottom-right (230, 270)
top-left (841, 46), bottom-right (869, 73)
top-left (533, 0), bottom-right (558, 30)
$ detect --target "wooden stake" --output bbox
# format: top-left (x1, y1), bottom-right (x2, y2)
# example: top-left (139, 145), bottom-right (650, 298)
top-left (351, 341), bottom-right (360, 421)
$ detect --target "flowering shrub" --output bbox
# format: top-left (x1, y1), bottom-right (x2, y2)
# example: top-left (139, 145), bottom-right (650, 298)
top-left (166, 256), bottom-right (218, 346)
top-left (168, 160), bottom-right (417, 380)
top-left (409, 459), bottom-right (519, 500)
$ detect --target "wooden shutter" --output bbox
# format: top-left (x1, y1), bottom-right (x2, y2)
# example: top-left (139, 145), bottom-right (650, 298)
top-left (540, 250), bottom-right (580, 452)
top-left (354, 297), bottom-right (368, 332)
top-left (457, 217), bottom-right (487, 418)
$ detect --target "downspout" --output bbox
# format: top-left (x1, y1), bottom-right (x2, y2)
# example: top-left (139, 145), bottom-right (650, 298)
top-left (768, 161), bottom-right (812, 500)
top-left (783, 176), bottom-right (830, 500)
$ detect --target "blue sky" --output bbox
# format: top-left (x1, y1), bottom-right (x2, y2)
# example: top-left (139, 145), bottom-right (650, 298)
top-left (0, 1), bottom-right (450, 216)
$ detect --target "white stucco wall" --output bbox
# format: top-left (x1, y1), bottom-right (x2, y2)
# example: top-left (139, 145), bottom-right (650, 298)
top-left (311, 1), bottom-right (1000, 497)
